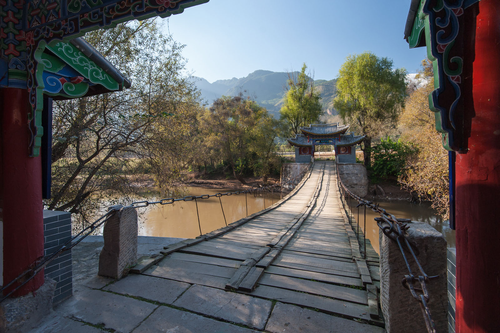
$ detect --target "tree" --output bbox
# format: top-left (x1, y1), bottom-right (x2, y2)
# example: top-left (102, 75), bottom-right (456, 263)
top-left (333, 52), bottom-right (407, 167)
top-left (280, 64), bottom-right (322, 136)
top-left (398, 60), bottom-right (449, 218)
top-left (47, 19), bottom-right (200, 223)
top-left (200, 95), bottom-right (280, 183)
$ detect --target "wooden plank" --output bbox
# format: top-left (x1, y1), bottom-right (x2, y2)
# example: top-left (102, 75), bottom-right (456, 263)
top-left (265, 266), bottom-right (363, 287)
top-left (258, 274), bottom-right (367, 305)
top-left (156, 258), bottom-right (236, 278)
top-left (256, 248), bottom-right (281, 268)
top-left (144, 266), bottom-right (230, 290)
top-left (238, 267), bottom-right (265, 292)
top-left (275, 252), bottom-right (358, 273)
top-left (280, 249), bottom-right (353, 263)
top-left (226, 264), bottom-right (254, 290)
top-left (369, 265), bottom-right (381, 281)
top-left (367, 284), bottom-right (380, 319)
top-left (204, 238), bottom-right (261, 250)
top-left (179, 242), bottom-right (258, 261)
top-left (284, 246), bottom-right (353, 260)
top-left (271, 259), bottom-right (360, 278)
top-left (287, 241), bottom-right (353, 254)
top-left (169, 252), bottom-right (241, 268)
top-left (250, 285), bottom-right (375, 322)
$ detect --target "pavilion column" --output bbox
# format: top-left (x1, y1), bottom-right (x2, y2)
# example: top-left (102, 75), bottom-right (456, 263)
top-left (455, 1), bottom-right (500, 332)
top-left (0, 88), bottom-right (44, 296)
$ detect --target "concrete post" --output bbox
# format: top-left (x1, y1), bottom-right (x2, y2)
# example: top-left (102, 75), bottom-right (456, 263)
top-left (98, 206), bottom-right (138, 279)
top-left (380, 222), bottom-right (447, 333)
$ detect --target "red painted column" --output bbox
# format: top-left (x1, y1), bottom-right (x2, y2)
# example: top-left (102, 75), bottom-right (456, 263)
top-left (455, 1), bottom-right (500, 332)
top-left (1, 88), bottom-right (44, 296)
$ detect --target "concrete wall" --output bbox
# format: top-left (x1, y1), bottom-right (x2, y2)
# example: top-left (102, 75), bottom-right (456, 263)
top-left (336, 149), bottom-right (356, 164)
top-left (337, 163), bottom-right (368, 197)
top-left (281, 163), bottom-right (311, 190)
top-left (294, 148), bottom-right (312, 163)
top-left (43, 210), bottom-right (73, 305)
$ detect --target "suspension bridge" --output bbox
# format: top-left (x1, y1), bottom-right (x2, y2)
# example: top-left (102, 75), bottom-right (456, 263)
top-left (31, 160), bottom-right (387, 332)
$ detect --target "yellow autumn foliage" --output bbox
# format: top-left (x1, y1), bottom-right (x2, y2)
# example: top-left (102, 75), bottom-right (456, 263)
top-left (398, 62), bottom-right (449, 218)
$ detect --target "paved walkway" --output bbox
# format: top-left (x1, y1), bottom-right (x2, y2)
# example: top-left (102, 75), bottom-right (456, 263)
top-left (32, 161), bottom-right (384, 333)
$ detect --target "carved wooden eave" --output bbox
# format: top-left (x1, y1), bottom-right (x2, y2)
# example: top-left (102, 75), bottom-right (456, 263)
top-left (43, 38), bottom-right (130, 100)
top-left (404, 0), bottom-right (480, 152)
top-left (0, 0), bottom-right (209, 156)
top-left (300, 123), bottom-right (349, 138)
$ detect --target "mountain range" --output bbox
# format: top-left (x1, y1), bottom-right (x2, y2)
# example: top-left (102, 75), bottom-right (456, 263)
top-left (191, 70), bottom-right (337, 118)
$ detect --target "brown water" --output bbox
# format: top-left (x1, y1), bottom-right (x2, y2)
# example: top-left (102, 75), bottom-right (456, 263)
top-left (131, 186), bottom-right (452, 253)
top-left (346, 199), bottom-right (455, 254)
top-left (137, 187), bottom-right (281, 239)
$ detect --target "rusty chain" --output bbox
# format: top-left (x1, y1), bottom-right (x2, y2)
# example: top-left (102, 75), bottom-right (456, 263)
top-left (129, 184), bottom-right (282, 209)
top-left (335, 163), bottom-right (438, 333)
top-left (1, 171), bottom-right (305, 304)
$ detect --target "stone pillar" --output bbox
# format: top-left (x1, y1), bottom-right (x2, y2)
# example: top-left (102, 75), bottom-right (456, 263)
top-left (98, 206), bottom-right (138, 279)
top-left (337, 163), bottom-right (368, 197)
top-left (380, 222), bottom-right (447, 333)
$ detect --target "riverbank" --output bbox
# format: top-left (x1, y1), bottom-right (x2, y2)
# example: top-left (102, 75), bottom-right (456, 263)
top-left (365, 180), bottom-right (413, 201)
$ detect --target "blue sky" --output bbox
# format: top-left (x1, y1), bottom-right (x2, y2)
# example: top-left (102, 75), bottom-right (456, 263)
top-left (165, 0), bottom-right (428, 83)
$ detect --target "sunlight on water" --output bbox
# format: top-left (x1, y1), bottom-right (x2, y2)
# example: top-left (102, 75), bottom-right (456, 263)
top-left (138, 187), bottom-right (282, 238)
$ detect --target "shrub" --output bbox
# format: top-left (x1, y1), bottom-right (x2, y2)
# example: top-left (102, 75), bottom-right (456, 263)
top-left (370, 137), bottom-right (417, 181)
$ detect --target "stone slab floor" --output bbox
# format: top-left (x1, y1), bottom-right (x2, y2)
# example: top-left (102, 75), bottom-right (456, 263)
top-left (33, 272), bottom-right (384, 333)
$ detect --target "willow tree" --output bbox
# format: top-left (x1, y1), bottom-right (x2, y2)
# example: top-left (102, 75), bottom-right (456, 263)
top-left (333, 52), bottom-right (407, 167)
top-left (280, 64), bottom-right (322, 136)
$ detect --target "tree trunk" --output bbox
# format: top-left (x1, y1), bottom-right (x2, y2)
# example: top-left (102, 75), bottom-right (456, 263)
top-left (363, 137), bottom-right (372, 168)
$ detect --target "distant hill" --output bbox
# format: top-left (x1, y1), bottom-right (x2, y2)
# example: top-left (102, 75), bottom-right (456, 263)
top-left (191, 70), bottom-right (337, 118)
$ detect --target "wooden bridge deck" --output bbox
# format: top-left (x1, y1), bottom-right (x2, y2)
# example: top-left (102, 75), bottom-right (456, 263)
top-left (111, 161), bottom-right (384, 332)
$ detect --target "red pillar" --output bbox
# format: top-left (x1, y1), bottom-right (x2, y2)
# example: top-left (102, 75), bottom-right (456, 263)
top-left (455, 1), bottom-right (500, 332)
top-left (0, 88), bottom-right (44, 296)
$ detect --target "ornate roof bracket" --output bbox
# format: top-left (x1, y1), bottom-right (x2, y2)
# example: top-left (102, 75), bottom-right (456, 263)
top-left (405, 0), bottom-right (480, 152)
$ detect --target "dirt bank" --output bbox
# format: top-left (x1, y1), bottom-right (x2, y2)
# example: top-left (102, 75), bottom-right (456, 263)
top-left (365, 180), bottom-right (413, 201)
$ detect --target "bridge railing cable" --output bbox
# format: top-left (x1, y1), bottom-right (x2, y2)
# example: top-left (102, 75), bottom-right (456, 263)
top-left (335, 162), bottom-right (438, 333)
top-left (0, 182), bottom-right (290, 303)
top-left (1, 167), bottom-right (312, 304)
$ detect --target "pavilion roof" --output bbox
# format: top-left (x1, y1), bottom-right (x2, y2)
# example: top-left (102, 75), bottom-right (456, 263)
top-left (300, 123), bottom-right (349, 136)
top-left (336, 133), bottom-right (365, 147)
top-left (287, 134), bottom-right (313, 147)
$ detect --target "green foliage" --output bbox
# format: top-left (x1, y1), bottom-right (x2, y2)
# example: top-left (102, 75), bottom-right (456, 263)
top-left (333, 52), bottom-right (407, 167)
top-left (370, 137), bottom-right (416, 182)
top-left (280, 64), bottom-right (322, 136)
top-left (199, 95), bottom-right (282, 183)
top-left (48, 19), bottom-right (199, 220)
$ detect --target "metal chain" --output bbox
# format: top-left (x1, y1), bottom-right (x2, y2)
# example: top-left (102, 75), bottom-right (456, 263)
top-left (335, 163), bottom-right (438, 333)
top-left (129, 184), bottom-right (282, 209)
top-left (0, 176), bottom-right (303, 303)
